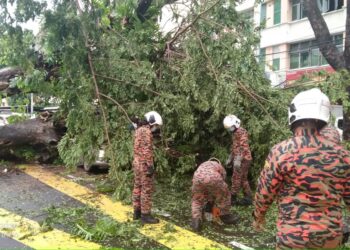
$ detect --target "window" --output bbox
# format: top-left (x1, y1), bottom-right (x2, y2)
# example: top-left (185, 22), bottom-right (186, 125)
top-left (334, 34), bottom-right (343, 51)
top-left (293, 0), bottom-right (343, 21)
top-left (311, 48), bottom-right (320, 66)
top-left (259, 48), bottom-right (266, 69)
top-left (272, 46), bottom-right (280, 71)
top-left (274, 0), bottom-right (281, 24)
top-left (260, 3), bottom-right (267, 24)
top-left (317, 0), bottom-right (330, 12)
top-left (292, 0), bottom-right (306, 20)
top-left (289, 34), bottom-right (343, 69)
top-left (242, 9), bottom-right (254, 23)
top-left (317, 0), bottom-right (343, 12)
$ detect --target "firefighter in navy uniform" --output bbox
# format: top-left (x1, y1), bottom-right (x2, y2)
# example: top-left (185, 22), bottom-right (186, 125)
top-left (132, 111), bottom-right (162, 224)
top-left (253, 88), bottom-right (350, 249)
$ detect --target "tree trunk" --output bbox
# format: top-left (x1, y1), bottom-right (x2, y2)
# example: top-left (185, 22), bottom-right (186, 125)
top-left (304, 0), bottom-right (350, 140)
top-left (344, 0), bottom-right (350, 69)
top-left (304, 0), bottom-right (345, 70)
top-left (0, 67), bottom-right (22, 96)
top-left (0, 115), bottom-right (63, 163)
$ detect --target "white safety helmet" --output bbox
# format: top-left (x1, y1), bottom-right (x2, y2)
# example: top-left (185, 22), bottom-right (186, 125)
top-left (145, 111), bottom-right (163, 126)
top-left (223, 115), bottom-right (241, 130)
top-left (288, 88), bottom-right (330, 126)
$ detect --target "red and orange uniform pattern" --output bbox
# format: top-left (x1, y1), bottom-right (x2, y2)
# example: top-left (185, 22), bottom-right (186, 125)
top-left (254, 127), bottom-right (350, 249)
top-left (191, 161), bottom-right (231, 219)
top-left (232, 127), bottom-right (252, 161)
top-left (132, 125), bottom-right (154, 214)
top-left (231, 127), bottom-right (252, 196)
top-left (320, 125), bottom-right (341, 145)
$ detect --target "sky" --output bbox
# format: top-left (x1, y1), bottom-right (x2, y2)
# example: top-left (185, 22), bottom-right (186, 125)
top-left (5, 0), bottom-right (188, 35)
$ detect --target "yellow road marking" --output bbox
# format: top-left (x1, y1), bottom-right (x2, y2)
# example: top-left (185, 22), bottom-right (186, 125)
top-left (22, 165), bottom-right (229, 249)
top-left (0, 207), bottom-right (101, 249)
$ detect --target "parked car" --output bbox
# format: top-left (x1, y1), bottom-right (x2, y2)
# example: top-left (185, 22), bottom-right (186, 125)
top-left (80, 148), bottom-right (110, 172)
top-left (335, 116), bottom-right (343, 140)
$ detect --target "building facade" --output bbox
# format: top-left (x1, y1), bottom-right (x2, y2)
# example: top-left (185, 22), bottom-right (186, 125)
top-left (237, 0), bottom-right (345, 86)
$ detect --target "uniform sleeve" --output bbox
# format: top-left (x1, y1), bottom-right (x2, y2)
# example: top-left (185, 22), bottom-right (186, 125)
top-left (253, 150), bottom-right (284, 221)
top-left (241, 130), bottom-right (251, 157)
top-left (138, 128), bottom-right (153, 166)
top-left (345, 178), bottom-right (350, 209)
top-left (218, 164), bottom-right (227, 180)
top-left (232, 132), bottom-right (241, 157)
top-left (343, 154), bottom-right (350, 209)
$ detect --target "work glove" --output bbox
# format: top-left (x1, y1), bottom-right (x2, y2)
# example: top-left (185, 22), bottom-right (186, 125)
top-left (203, 202), bottom-right (214, 222)
top-left (146, 165), bottom-right (155, 177)
top-left (233, 155), bottom-right (242, 169)
top-left (225, 154), bottom-right (233, 168)
top-left (204, 201), bottom-right (214, 213)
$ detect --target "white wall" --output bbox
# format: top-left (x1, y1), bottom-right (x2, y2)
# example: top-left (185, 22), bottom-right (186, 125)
top-left (260, 8), bottom-right (345, 48)
top-left (235, 0), bottom-right (255, 12)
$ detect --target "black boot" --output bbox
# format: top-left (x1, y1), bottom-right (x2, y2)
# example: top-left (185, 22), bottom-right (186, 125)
top-left (231, 194), bottom-right (238, 206)
top-left (141, 213), bottom-right (159, 224)
top-left (220, 213), bottom-right (239, 225)
top-left (191, 218), bottom-right (202, 232)
top-left (133, 208), bottom-right (141, 220)
top-left (239, 196), bottom-right (253, 206)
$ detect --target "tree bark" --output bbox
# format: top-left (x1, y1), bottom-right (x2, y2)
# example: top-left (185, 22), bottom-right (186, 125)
top-left (0, 67), bottom-right (22, 82)
top-left (304, 0), bottom-right (346, 70)
top-left (304, 0), bottom-right (350, 140)
top-left (0, 115), bottom-right (64, 162)
top-left (344, 0), bottom-right (350, 68)
top-left (0, 67), bottom-right (22, 96)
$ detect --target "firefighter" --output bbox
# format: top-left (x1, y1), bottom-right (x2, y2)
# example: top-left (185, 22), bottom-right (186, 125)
top-left (320, 124), bottom-right (341, 144)
top-left (252, 88), bottom-right (350, 249)
top-left (191, 159), bottom-right (238, 231)
top-left (223, 115), bottom-right (253, 206)
top-left (132, 111), bottom-right (162, 224)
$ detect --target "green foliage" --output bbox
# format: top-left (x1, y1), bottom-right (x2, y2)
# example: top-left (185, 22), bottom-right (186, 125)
top-left (0, 0), bottom-right (303, 190)
top-left (13, 146), bottom-right (36, 161)
top-left (43, 205), bottom-right (161, 248)
top-left (7, 114), bottom-right (26, 124)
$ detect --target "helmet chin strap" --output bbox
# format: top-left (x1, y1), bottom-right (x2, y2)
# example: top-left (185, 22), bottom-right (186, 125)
top-left (151, 125), bottom-right (160, 133)
top-left (229, 126), bottom-right (237, 133)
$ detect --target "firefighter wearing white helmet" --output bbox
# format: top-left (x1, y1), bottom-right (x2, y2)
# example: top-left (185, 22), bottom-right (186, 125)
top-left (132, 111), bottom-right (163, 224)
top-left (223, 114), bottom-right (253, 206)
top-left (223, 115), bottom-right (241, 132)
top-left (253, 88), bottom-right (350, 249)
top-left (288, 88), bottom-right (330, 127)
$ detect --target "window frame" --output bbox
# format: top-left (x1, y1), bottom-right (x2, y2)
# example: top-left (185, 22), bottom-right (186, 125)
top-left (289, 34), bottom-right (344, 70)
top-left (274, 0), bottom-right (281, 25)
top-left (260, 3), bottom-right (267, 24)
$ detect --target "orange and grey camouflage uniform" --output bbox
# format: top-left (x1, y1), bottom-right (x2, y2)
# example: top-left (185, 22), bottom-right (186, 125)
top-left (192, 161), bottom-right (231, 219)
top-left (253, 127), bottom-right (350, 249)
top-left (320, 125), bottom-right (341, 144)
top-left (132, 125), bottom-right (154, 214)
top-left (231, 127), bottom-right (252, 196)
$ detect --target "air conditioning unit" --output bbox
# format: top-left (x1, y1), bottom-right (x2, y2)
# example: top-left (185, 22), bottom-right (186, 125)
top-left (265, 71), bottom-right (286, 87)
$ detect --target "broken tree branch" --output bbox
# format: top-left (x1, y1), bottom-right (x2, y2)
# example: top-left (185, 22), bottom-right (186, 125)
top-left (166, 0), bottom-right (221, 47)
top-left (99, 93), bottom-right (133, 124)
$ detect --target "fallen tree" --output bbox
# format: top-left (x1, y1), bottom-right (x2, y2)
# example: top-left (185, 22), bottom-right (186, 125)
top-left (0, 112), bottom-right (65, 163)
top-left (0, 67), bottom-right (22, 96)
